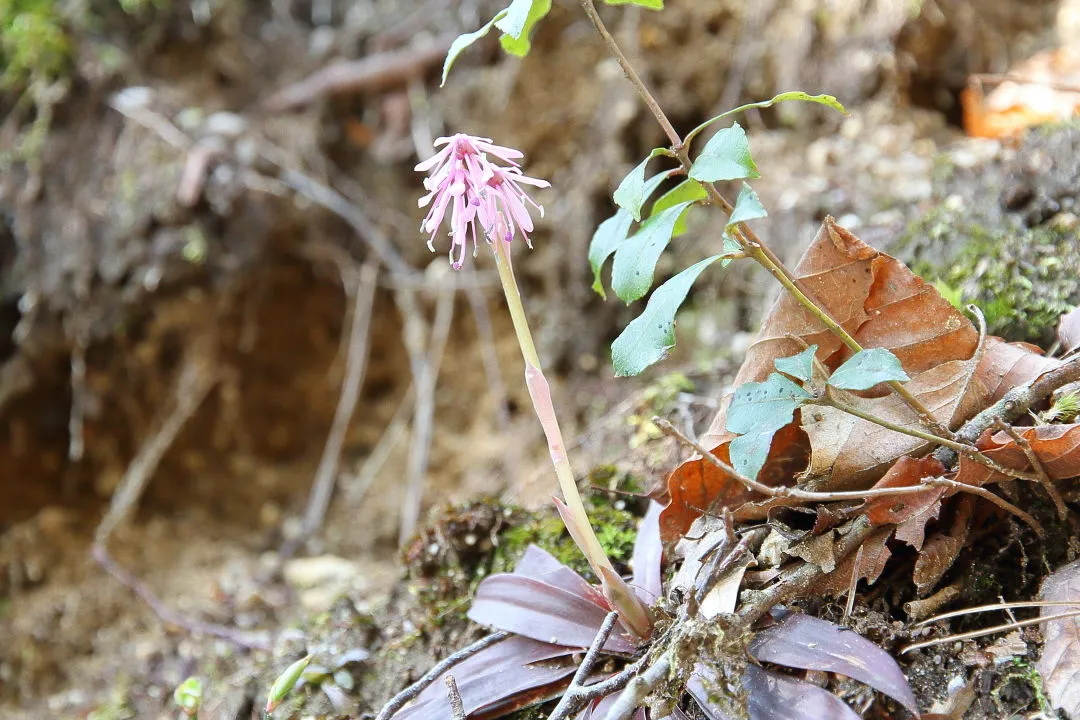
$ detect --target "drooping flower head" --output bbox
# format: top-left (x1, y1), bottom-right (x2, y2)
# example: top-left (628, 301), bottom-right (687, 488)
top-left (415, 133), bottom-right (550, 269)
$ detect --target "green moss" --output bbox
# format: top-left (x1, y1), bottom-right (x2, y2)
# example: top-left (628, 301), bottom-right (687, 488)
top-left (0, 0), bottom-right (70, 89)
top-left (492, 491), bottom-right (641, 581)
top-left (992, 658), bottom-right (1053, 716)
top-left (899, 209), bottom-right (1079, 345)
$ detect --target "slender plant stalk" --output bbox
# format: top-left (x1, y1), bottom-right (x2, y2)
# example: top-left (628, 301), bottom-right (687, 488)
top-left (492, 238), bottom-right (652, 638)
top-left (816, 392), bottom-right (1041, 483)
top-left (578, 0), bottom-right (955, 442)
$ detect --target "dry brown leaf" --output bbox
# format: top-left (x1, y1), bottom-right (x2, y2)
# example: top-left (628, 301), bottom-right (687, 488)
top-left (1059, 307), bottom-right (1080, 354)
top-left (955, 422), bottom-right (1080, 487)
top-left (913, 495), bottom-right (974, 595)
top-left (862, 456), bottom-right (947, 552)
top-left (660, 216), bottom-right (1055, 540)
top-left (1036, 558), bottom-right (1080, 718)
top-left (810, 527), bottom-right (892, 595)
top-left (802, 361), bottom-right (977, 490)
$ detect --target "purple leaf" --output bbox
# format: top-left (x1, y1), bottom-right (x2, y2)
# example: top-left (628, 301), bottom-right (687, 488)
top-left (631, 501), bottom-right (664, 604)
top-left (743, 665), bottom-right (862, 720)
top-left (685, 665), bottom-right (741, 720)
top-left (468, 574), bottom-right (637, 653)
top-left (514, 545), bottom-right (608, 607)
top-left (748, 612), bottom-right (919, 715)
top-left (394, 636), bottom-right (576, 720)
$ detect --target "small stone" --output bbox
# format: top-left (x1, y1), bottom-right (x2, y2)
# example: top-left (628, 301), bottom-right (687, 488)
top-left (283, 556), bottom-right (364, 613)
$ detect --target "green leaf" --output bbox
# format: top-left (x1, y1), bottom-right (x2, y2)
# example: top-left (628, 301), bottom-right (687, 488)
top-left (266, 655), bottom-right (314, 713)
top-left (727, 182), bottom-right (767, 228)
top-left (726, 373), bottom-right (811, 480)
top-left (774, 345), bottom-right (818, 383)
top-left (729, 428), bottom-right (778, 484)
top-left (614, 148), bottom-right (670, 222)
top-left (828, 348), bottom-right (910, 391)
top-left (611, 255), bottom-right (722, 376)
top-left (651, 178), bottom-right (707, 237)
top-left (688, 122), bottom-right (759, 183)
top-left (684, 91), bottom-right (848, 147)
top-left (612, 201), bottom-right (694, 304)
top-left (173, 677), bottom-right (203, 715)
top-left (588, 209), bottom-right (634, 299)
top-left (603, 0), bottom-right (664, 8)
top-left (498, 0), bottom-right (552, 56)
top-left (721, 233), bottom-right (742, 257)
top-left (590, 172), bottom-right (671, 299)
top-left (442, 10), bottom-right (508, 86)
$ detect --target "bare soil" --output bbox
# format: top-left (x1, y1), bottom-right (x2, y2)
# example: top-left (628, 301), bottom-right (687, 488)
top-left (1, 1), bottom-right (1077, 718)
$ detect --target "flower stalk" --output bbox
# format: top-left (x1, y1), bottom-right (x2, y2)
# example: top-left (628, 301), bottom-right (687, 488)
top-left (415, 132), bottom-right (652, 639)
top-left (492, 237), bottom-right (652, 638)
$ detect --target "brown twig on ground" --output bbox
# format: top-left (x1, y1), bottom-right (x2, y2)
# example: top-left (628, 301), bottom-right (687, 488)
top-left (902, 608), bottom-right (1080, 654)
top-left (264, 37), bottom-right (454, 111)
top-left (397, 282), bottom-right (456, 547)
top-left (923, 477), bottom-right (1044, 537)
top-left (914, 599), bottom-right (1080, 626)
top-left (374, 631), bottom-right (511, 720)
top-left (654, 418), bottom-right (947, 505)
top-left (843, 544), bottom-right (865, 624)
top-left (279, 260), bottom-right (380, 558)
top-left (991, 417), bottom-right (1069, 520)
top-left (936, 354), bottom-right (1080, 467)
top-left (548, 611), bottom-right (621, 720)
top-left (904, 581), bottom-right (963, 622)
top-left (92, 337), bottom-right (268, 648)
top-left (738, 517), bottom-right (877, 627)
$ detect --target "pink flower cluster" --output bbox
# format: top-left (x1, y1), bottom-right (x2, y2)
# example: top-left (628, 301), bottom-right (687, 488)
top-left (416, 134), bottom-right (549, 269)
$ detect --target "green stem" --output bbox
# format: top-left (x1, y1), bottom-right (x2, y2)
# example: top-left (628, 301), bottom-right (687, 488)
top-left (492, 238), bottom-right (652, 638)
top-left (816, 391), bottom-right (1040, 482)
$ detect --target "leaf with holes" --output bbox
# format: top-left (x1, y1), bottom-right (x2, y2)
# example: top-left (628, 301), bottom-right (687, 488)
top-left (827, 347), bottom-right (910, 390)
top-left (589, 209), bottom-right (634, 298)
top-left (726, 373), bottom-right (811, 480)
top-left (611, 254), bottom-right (723, 376)
top-left (863, 455), bottom-right (947, 551)
top-left (591, 173), bottom-right (674, 299)
top-left (611, 200), bottom-right (695, 304)
top-left (689, 122), bottom-right (759, 183)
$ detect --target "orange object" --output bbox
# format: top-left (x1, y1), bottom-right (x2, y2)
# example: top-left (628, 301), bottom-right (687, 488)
top-left (962, 49), bottom-right (1080, 138)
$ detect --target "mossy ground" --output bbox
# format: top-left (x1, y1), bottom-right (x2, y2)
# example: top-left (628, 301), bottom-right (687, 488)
top-left (895, 122), bottom-right (1080, 346)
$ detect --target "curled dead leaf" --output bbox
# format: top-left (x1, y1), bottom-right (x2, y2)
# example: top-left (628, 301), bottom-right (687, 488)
top-left (1036, 558), bottom-right (1080, 718)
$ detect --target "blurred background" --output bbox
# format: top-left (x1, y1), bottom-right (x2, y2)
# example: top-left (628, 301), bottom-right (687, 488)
top-left (0, 0), bottom-right (1077, 715)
